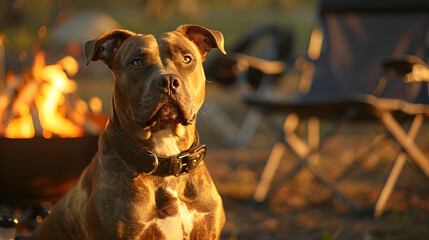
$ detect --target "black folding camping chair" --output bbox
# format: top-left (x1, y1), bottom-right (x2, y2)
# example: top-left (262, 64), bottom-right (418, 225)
top-left (203, 24), bottom-right (293, 146)
top-left (247, 0), bottom-right (429, 217)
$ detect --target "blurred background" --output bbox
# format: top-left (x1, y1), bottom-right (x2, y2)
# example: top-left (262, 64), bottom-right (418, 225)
top-left (0, 0), bottom-right (316, 110)
top-left (1, 0), bottom-right (429, 239)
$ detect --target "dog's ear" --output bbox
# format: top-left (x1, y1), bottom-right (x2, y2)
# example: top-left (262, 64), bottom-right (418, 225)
top-left (84, 29), bottom-right (135, 67)
top-left (177, 25), bottom-right (226, 59)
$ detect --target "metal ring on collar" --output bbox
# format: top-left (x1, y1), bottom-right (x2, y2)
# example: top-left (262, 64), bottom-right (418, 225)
top-left (174, 158), bottom-right (185, 177)
top-left (146, 151), bottom-right (159, 175)
top-left (178, 152), bottom-right (190, 159)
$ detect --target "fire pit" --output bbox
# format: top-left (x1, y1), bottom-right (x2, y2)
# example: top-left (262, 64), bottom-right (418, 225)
top-left (0, 51), bottom-right (106, 205)
top-left (0, 135), bottom-right (99, 204)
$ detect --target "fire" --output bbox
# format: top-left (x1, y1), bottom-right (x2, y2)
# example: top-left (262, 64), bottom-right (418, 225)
top-left (34, 53), bottom-right (83, 138)
top-left (1, 51), bottom-right (98, 139)
top-left (4, 104), bottom-right (35, 138)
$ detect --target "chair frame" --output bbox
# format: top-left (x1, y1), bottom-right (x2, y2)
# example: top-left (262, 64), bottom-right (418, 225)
top-left (250, 0), bottom-right (429, 217)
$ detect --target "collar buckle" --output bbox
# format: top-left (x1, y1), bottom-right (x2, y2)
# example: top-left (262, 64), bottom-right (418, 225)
top-left (173, 156), bottom-right (186, 177)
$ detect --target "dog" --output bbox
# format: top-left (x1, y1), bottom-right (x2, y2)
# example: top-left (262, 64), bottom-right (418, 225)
top-left (31, 24), bottom-right (226, 240)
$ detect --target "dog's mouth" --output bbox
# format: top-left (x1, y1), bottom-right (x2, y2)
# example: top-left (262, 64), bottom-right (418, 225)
top-left (139, 99), bottom-right (193, 130)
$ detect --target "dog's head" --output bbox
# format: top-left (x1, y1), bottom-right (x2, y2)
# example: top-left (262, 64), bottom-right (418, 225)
top-left (84, 25), bottom-right (225, 136)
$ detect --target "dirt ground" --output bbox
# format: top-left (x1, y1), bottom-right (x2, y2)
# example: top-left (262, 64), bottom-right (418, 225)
top-left (202, 135), bottom-right (429, 240)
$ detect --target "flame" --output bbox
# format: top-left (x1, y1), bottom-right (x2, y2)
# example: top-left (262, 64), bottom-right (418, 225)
top-left (4, 104), bottom-right (35, 138)
top-left (3, 51), bottom-right (87, 138)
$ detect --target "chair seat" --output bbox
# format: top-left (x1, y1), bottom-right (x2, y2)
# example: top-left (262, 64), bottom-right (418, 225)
top-left (245, 93), bottom-right (429, 121)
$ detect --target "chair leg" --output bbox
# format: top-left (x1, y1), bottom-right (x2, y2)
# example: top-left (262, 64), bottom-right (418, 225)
top-left (282, 115), bottom-right (361, 212)
top-left (253, 110), bottom-right (361, 212)
top-left (252, 113), bottom-right (302, 202)
top-left (308, 117), bottom-right (320, 166)
top-left (283, 113), bottom-right (309, 159)
top-left (336, 133), bottom-right (387, 181)
top-left (380, 112), bottom-right (429, 178)
top-left (305, 161), bottom-right (361, 213)
top-left (253, 142), bottom-right (286, 202)
top-left (374, 153), bottom-right (407, 218)
top-left (374, 114), bottom-right (423, 218)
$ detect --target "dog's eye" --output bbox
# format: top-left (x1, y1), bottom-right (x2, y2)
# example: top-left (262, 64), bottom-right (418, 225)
top-left (183, 55), bottom-right (192, 64)
top-left (132, 59), bottom-right (143, 67)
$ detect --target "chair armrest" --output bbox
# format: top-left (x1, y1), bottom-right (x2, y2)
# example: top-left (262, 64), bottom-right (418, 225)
top-left (227, 53), bottom-right (287, 75)
top-left (382, 55), bottom-right (429, 83)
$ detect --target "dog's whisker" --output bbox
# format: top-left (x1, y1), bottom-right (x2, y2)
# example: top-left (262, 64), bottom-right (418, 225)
top-left (199, 110), bottom-right (208, 118)
top-left (165, 118), bottom-right (176, 128)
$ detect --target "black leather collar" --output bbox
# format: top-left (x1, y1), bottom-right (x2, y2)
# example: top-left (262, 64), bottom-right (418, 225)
top-left (105, 120), bottom-right (206, 177)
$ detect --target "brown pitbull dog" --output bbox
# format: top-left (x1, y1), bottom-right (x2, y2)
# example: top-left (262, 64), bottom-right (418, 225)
top-left (31, 25), bottom-right (226, 240)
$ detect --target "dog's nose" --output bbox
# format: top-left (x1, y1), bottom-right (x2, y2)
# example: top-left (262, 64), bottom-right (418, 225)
top-left (155, 74), bottom-right (181, 94)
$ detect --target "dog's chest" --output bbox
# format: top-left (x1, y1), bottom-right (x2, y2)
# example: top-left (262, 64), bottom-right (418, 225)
top-left (135, 181), bottom-right (208, 240)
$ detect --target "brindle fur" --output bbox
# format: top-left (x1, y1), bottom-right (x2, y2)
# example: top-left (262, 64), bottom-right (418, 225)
top-left (31, 25), bottom-right (226, 240)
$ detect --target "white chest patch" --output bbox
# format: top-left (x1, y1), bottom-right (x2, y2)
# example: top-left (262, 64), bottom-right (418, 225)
top-left (142, 187), bottom-right (206, 240)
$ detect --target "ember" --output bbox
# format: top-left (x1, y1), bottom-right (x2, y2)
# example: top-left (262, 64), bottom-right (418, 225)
top-left (0, 51), bottom-right (101, 138)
